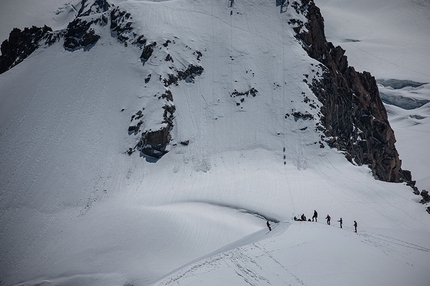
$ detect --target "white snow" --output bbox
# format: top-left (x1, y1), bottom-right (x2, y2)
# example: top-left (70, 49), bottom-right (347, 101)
top-left (0, 0), bottom-right (429, 285)
top-left (156, 223), bottom-right (430, 286)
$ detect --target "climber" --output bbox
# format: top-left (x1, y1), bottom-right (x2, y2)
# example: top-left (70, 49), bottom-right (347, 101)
top-left (312, 210), bottom-right (318, 222)
top-left (325, 214), bottom-right (331, 225)
top-left (266, 221), bottom-right (272, 231)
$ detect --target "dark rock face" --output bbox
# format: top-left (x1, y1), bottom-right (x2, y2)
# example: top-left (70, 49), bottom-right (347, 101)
top-left (77, 0), bottom-right (111, 17)
top-left (230, 87), bottom-right (258, 98)
top-left (230, 87), bottom-right (259, 107)
top-left (163, 64), bottom-right (204, 87)
top-left (64, 18), bottom-right (102, 50)
top-left (0, 25), bottom-right (58, 74)
top-left (140, 42), bottom-right (157, 62)
top-left (293, 0), bottom-right (410, 183)
top-left (110, 7), bottom-right (146, 46)
top-left (138, 127), bottom-right (171, 158)
top-left (420, 190), bottom-right (430, 204)
top-left (134, 103), bottom-right (176, 158)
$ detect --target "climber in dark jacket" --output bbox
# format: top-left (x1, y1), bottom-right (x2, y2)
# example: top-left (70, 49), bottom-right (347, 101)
top-left (325, 214), bottom-right (331, 225)
top-left (312, 210), bottom-right (318, 222)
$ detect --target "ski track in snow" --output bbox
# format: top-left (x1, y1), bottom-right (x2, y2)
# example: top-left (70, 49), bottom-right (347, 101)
top-left (155, 223), bottom-right (291, 286)
top-left (359, 231), bottom-right (430, 254)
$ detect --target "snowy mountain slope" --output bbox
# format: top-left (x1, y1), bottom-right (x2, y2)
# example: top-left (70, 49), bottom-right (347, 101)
top-left (0, 0), bottom-right (429, 285)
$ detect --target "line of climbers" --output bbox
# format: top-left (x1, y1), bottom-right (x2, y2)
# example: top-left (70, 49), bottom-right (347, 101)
top-left (292, 210), bottom-right (358, 233)
top-left (266, 210), bottom-right (358, 233)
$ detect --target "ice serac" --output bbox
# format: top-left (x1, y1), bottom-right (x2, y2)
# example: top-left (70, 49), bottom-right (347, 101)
top-left (292, 0), bottom-right (411, 184)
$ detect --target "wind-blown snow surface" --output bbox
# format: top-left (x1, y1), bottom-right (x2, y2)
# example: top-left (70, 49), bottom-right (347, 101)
top-left (0, 0), bottom-right (429, 285)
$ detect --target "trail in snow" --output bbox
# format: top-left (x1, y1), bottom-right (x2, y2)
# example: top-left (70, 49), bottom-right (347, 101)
top-left (154, 221), bottom-right (291, 286)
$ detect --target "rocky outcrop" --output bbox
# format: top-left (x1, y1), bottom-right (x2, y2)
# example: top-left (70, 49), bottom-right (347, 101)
top-left (138, 127), bottom-right (172, 158)
top-left (291, 0), bottom-right (412, 184)
top-left (64, 18), bottom-right (103, 50)
top-left (163, 64), bottom-right (204, 87)
top-left (140, 42), bottom-right (157, 62)
top-left (230, 87), bottom-right (259, 107)
top-left (0, 25), bottom-right (59, 74)
top-left (110, 6), bottom-right (146, 47)
top-left (420, 190), bottom-right (430, 204)
top-left (133, 103), bottom-right (176, 158)
top-left (76, 0), bottom-right (111, 17)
